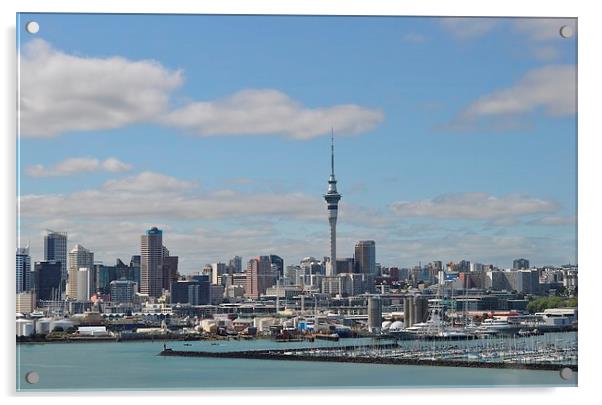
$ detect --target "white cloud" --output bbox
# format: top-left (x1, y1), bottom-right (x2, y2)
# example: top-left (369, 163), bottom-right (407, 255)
top-left (102, 171), bottom-right (197, 193)
top-left (439, 18), bottom-right (499, 40)
top-left (25, 157), bottom-right (132, 177)
top-left (514, 18), bottom-right (576, 42)
top-left (440, 64), bottom-right (576, 131)
top-left (390, 192), bottom-right (558, 220)
top-left (159, 89), bottom-right (384, 139)
top-left (20, 39), bottom-right (183, 137)
top-left (529, 215), bottom-right (576, 226)
top-left (461, 65), bottom-right (575, 118)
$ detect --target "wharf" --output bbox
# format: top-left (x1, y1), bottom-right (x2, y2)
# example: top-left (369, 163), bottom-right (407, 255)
top-left (158, 344), bottom-right (577, 372)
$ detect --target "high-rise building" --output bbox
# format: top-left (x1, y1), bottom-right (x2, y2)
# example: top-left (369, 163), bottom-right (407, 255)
top-left (130, 255), bottom-right (141, 291)
top-left (269, 255), bottom-right (284, 279)
top-left (513, 258), bottom-right (530, 270)
top-left (211, 262), bottom-right (228, 285)
top-left (67, 244), bottom-right (94, 299)
top-left (44, 231), bottom-right (67, 294)
top-left (162, 255), bottom-right (179, 291)
top-left (76, 267), bottom-right (92, 301)
top-left (228, 256), bottom-right (243, 273)
top-left (354, 240), bottom-right (376, 275)
top-left (324, 132), bottom-right (342, 277)
top-left (34, 261), bottom-right (62, 301)
top-left (141, 227), bottom-right (163, 298)
top-left (16, 247), bottom-right (32, 293)
top-left (244, 256), bottom-right (274, 299)
top-left (110, 279), bottom-right (137, 303)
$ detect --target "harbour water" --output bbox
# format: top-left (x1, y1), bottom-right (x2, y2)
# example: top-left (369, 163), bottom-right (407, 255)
top-left (16, 334), bottom-right (577, 391)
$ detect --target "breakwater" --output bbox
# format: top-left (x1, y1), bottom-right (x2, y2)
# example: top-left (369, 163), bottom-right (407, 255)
top-left (159, 345), bottom-right (577, 372)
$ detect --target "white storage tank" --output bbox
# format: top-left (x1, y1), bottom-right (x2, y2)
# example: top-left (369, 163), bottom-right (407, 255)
top-left (50, 319), bottom-right (75, 332)
top-left (381, 321), bottom-right (392, 330)
top-left (16, 319), bottom-right (34, 337)
top-left (389, 321), bottom-right (404, 331)
top-left (36, 318), bottom-right (54, 335)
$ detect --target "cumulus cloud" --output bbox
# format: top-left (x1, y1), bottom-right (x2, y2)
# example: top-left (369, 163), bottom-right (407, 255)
top-left (102, 171), bottom-right (197, 193)
top-left (26, 157), bottom-right (131, 177)
top-left (461, 65), bottom-right (575, 117)
top-left (439, 18), bottom-right (499, 40)
top-left (159, 89), bottom-right (384, 139)
top-left (441, 65), bottom-right (576, 132)
top-left (529, 215), bottom-right (576, 226)
top-left (20, 39), bottom-right (183, 137)
top-left (390, 192), bottom-right (558, 220)
top-left (19, 173), bottom-right (322, 221)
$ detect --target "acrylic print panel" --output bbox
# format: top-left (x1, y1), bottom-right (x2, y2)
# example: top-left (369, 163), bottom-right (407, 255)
top-left (16, 13), bottom-right (577, 391)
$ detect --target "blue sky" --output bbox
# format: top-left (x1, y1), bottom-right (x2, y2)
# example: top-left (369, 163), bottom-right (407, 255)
top-left (17, 14), bottom-right (577, 272)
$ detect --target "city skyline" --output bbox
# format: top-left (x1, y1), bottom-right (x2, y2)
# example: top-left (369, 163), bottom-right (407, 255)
top-left (17, 15), bottom-right (577, 271)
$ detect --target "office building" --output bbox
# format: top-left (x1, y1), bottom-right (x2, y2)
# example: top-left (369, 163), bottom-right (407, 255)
top-left (67, 244), bottom-right (94, 299)
top-left (244, 256), bottom-right (274, 299)
top-left (354, 240), bottom-right (376, 274)
top-left (171, 276), bottom-right (211, 305)
top-left (34, 261), bottom-right (62, 301)
top-left (76, 267), bottom-right (92, 301)
top-left (162, 255), bottom-right (179, 291)
top-left (269, 255), bottom-right (284, 278)
top-left (141, 227), bottom-right (163, 298)
top-left (16, 247), bottom-right (32, 293)
top-left (228, 256), bottom-right (243, 273)
top-left (110, 279), bottom-right (137, 303)
top-left (513, 258), bottom-right (530, 270)
top-left (44, 231), bottom-right (67, 294)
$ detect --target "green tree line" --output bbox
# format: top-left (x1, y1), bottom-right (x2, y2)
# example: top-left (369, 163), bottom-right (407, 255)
top-left (527, 296), bottom-right (577, 313)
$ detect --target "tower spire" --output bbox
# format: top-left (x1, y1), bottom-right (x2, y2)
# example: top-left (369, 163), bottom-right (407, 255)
top-left (331, 128), bottom-right (335, 176)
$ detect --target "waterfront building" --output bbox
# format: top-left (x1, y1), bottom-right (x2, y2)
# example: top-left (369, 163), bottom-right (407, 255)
top-left (16, 247), bottom-right (32, 293)
top-left (244, 256), bottom-right (275, 299)
top-left (354, 240), bottom-right (376, 275)
top-left (513, 258), bottom-right (530, 270)
top-left (324, 132), bottom-right (342, 277)
top-left (171, 277), bottom-right (210, 305)
top-left (110, 279), bottom-right (137, 303)
top-left (141, 227), bottom-right (163, 298)
top-left (34, 261), bottom-right (62, 301)
top-left (44, 230), bottom-right (67, 294)
top-left (67, 244), bottom-right (94, 299)
top-left (16, 291), bottom-right (35, 314)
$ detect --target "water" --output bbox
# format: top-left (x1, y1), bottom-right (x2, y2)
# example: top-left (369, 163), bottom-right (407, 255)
top-left (16, 336), bottom-right (577, 391)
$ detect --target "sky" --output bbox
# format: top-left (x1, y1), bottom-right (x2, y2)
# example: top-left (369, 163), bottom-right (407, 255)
top-left (16, 14), bottom-right (577, 273)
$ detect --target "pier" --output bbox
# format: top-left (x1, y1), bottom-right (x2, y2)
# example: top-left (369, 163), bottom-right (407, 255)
top-left (158, 343), bottom-right (577, 372)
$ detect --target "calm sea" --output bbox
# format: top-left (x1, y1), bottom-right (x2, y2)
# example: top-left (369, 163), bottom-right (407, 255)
top-left (16, 335), bottom-right (577, 391)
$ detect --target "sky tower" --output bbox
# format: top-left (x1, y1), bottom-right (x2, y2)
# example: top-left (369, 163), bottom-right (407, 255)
top-left (324, 130), bottom-right (341, 277)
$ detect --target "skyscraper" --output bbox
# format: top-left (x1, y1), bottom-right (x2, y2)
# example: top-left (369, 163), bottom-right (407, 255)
top-left (67, 244), bottom-right (94, 299)
top-left (244, 256), bottom-right (274, 299)
top-left (269, 255), bottom-right (284, 279)
top-left (16, 247), bottom-right (32, 293)
top-left (44, 231), bottom-right (67, 294)
top-left (513, 258), bottom-right (530, 270)
top-left (324, 131), bottom-right (341, 277)
top-left (141, 227), bottom-right (163, 298)
top-left (34, 261), bottom-right (62, 301)
top-left (354, 240), bottom-right (376, 274)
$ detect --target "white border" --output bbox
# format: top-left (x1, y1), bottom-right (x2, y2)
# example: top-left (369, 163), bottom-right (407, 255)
top-left (2, 1), bottom-right (600, 404)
